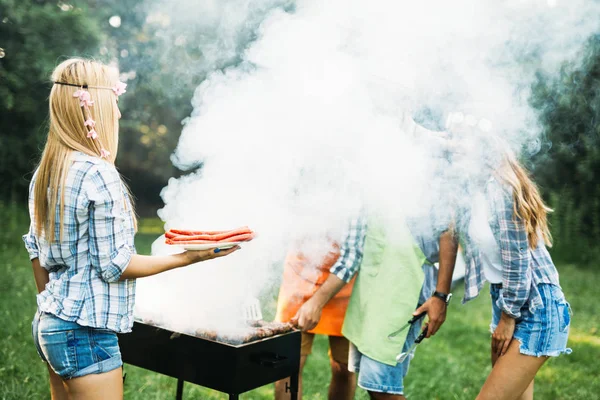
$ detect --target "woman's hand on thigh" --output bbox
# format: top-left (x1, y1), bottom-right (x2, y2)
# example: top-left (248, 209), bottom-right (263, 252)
top-left (492, 312), bottom-right (516, 357)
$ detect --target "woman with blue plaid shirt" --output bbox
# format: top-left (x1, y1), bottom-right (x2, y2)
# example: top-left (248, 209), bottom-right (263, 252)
top-left (464, 145), bottom-right (572, 400)
top-left (23, 59), bottom-right (240, 400)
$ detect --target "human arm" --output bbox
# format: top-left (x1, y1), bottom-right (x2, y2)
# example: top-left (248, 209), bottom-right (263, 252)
top-left (87, 164), bottom-right (239, 283)
top-left (289, 273), bottom-right (347, 331)
top-left (31, 258), bottom-right (49, 294)
top-left (489, 180), bottom-right (530, 355)
top-left (488, 180), bottom-right (531, 318)
top-left (291, 215), bottom-right (367, 331)
top-left (413, 229), bottom-right (458, 338)
top-left (119, 248), bottom-right (239, 280)
top-left (23, 221), bottom-right (48, 294)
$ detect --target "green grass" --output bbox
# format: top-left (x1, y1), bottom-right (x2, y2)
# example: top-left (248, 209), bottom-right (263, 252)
top-left (1, 203), bottom-right (599, 399)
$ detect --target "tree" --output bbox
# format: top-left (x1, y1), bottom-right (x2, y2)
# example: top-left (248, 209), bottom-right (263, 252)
top-left (530, 35), bottom-right (600, 262)
top-left (0, 0), bottom-right (103, 200)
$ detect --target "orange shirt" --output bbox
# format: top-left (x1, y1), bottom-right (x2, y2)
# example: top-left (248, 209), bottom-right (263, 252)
top-left (275, 243), bottom-right (355, 336)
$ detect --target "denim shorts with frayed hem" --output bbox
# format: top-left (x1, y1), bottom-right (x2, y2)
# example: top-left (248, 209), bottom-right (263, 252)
top-left (32, 311), bottom-right (123, 379)
top-left (347, 264), bottom-right (437, 395)
top-left (490, 283), bottom-right (573, 357)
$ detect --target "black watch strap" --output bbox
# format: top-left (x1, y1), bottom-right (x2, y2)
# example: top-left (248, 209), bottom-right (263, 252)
top-left (432, 291), bottom-right (452, 304)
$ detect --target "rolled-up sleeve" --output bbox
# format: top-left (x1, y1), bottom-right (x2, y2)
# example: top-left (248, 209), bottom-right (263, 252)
top-left (330, 215), bottom-right (368, 282)
top-left (22, 225), bottom-right (39, 260)
top-left (23, 176), bottom-right (40, 260)
top-left (86, 164), bottom-right (133, 283)
top-left (489, 181), bottom-right (531, 319)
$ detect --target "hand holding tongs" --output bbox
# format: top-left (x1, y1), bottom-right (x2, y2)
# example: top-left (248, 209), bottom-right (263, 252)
top-left (396, 325), bottom-right (428, 363)
top-left (387, 311), bottom-right (427, 340)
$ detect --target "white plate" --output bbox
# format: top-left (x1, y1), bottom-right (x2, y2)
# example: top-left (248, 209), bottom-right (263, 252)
top-left (178, 242), bottom-right (242, 251)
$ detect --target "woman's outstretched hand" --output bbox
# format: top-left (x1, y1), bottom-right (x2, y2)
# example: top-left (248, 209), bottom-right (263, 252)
top-left (184, 245), bottom-right (241, 263)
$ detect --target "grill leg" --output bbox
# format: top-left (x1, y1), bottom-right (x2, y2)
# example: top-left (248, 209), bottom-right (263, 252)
top-left (176, 379), bottom-right (184, 400)
top-left (288, 372), bottom-right (299, 400)
top-left (228, 394), bottom-right (239, 400)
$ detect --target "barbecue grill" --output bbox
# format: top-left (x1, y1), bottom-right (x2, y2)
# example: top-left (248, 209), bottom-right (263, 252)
top-left (118, 321), bottom-right (301, 399)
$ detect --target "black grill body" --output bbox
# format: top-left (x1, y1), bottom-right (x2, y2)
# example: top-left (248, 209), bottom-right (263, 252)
top-left (118, 321), bottom-right (300, 399)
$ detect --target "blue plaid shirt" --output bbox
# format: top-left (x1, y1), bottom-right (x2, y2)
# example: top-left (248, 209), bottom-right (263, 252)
top-left (330, 215), bottom-right (368, 282)
top-left (461, 178), bottom-right (560, 318)
top-left (23, 152), bottom-right (136, 332)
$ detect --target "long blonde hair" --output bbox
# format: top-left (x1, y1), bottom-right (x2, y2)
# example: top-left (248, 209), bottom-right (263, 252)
top-left (497, 150), bottom-right (553, 249)
top-left (34, 58), bottom-right (135, 242)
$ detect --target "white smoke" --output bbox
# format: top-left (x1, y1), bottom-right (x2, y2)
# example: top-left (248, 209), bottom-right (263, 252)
top-left (135, 0), bottom-right (600, 334)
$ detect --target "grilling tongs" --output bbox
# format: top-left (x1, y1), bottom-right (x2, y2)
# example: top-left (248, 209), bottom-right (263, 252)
top-left (396, 325), bottom-right (428, 363)
top-left (387, 310), bottom-right (426, 340)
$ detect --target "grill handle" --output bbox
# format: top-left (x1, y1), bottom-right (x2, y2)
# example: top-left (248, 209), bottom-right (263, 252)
top-left (253, 352), bottom-right (288, 369)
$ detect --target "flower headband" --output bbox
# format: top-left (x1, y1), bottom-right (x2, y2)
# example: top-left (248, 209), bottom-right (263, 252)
top-left (54, 81), bottom-right (127, 159)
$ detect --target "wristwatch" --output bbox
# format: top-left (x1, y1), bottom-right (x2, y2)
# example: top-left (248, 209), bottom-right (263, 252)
top-left (432, 291), bottom-right (452, 305)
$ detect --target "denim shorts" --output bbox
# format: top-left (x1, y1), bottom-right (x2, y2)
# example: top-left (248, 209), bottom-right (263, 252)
top-left (348, 264), bottom-right (437, 395)
top-left (490, 283), bottom-right (572, 357)
top-left (32, 311), bottom-right (123, 379)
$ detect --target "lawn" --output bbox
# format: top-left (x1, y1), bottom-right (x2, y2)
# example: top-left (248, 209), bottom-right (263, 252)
top-left (1, 203), bottom-right (599, 399)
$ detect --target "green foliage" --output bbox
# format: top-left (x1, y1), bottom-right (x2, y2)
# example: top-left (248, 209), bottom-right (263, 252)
top-left (530, 35), bottom-right (600, 263)
top-left (0, 0), bottom-right (195, 212)
top-left (91, 0), bottom-right (196, 210)
top-left (0, 0), bottom-right (104, 200)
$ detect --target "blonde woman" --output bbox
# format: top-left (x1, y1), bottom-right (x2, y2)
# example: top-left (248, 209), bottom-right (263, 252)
top-left (23, 58), bottom-right (239, 400)
top-left (463, 146), bottom-right (572, 400)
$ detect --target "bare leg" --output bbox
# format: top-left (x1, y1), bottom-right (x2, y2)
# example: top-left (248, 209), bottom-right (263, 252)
top-left (64, 367), bottom-right (124, 400)
top-left (490, 343), bottom-right (534, 400)
top-left (328, 359), bottom-right (356, 400)
top-left (47, 365), bottom-right (68, 400)
top-left (477, 340), bottom-right (547, 400)
top-left (275, 356), bottom-right (307, 400)
top-left (368, 392), bottom-right (406, 400)
top-left (520, 381), bottom-right (534, 400)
